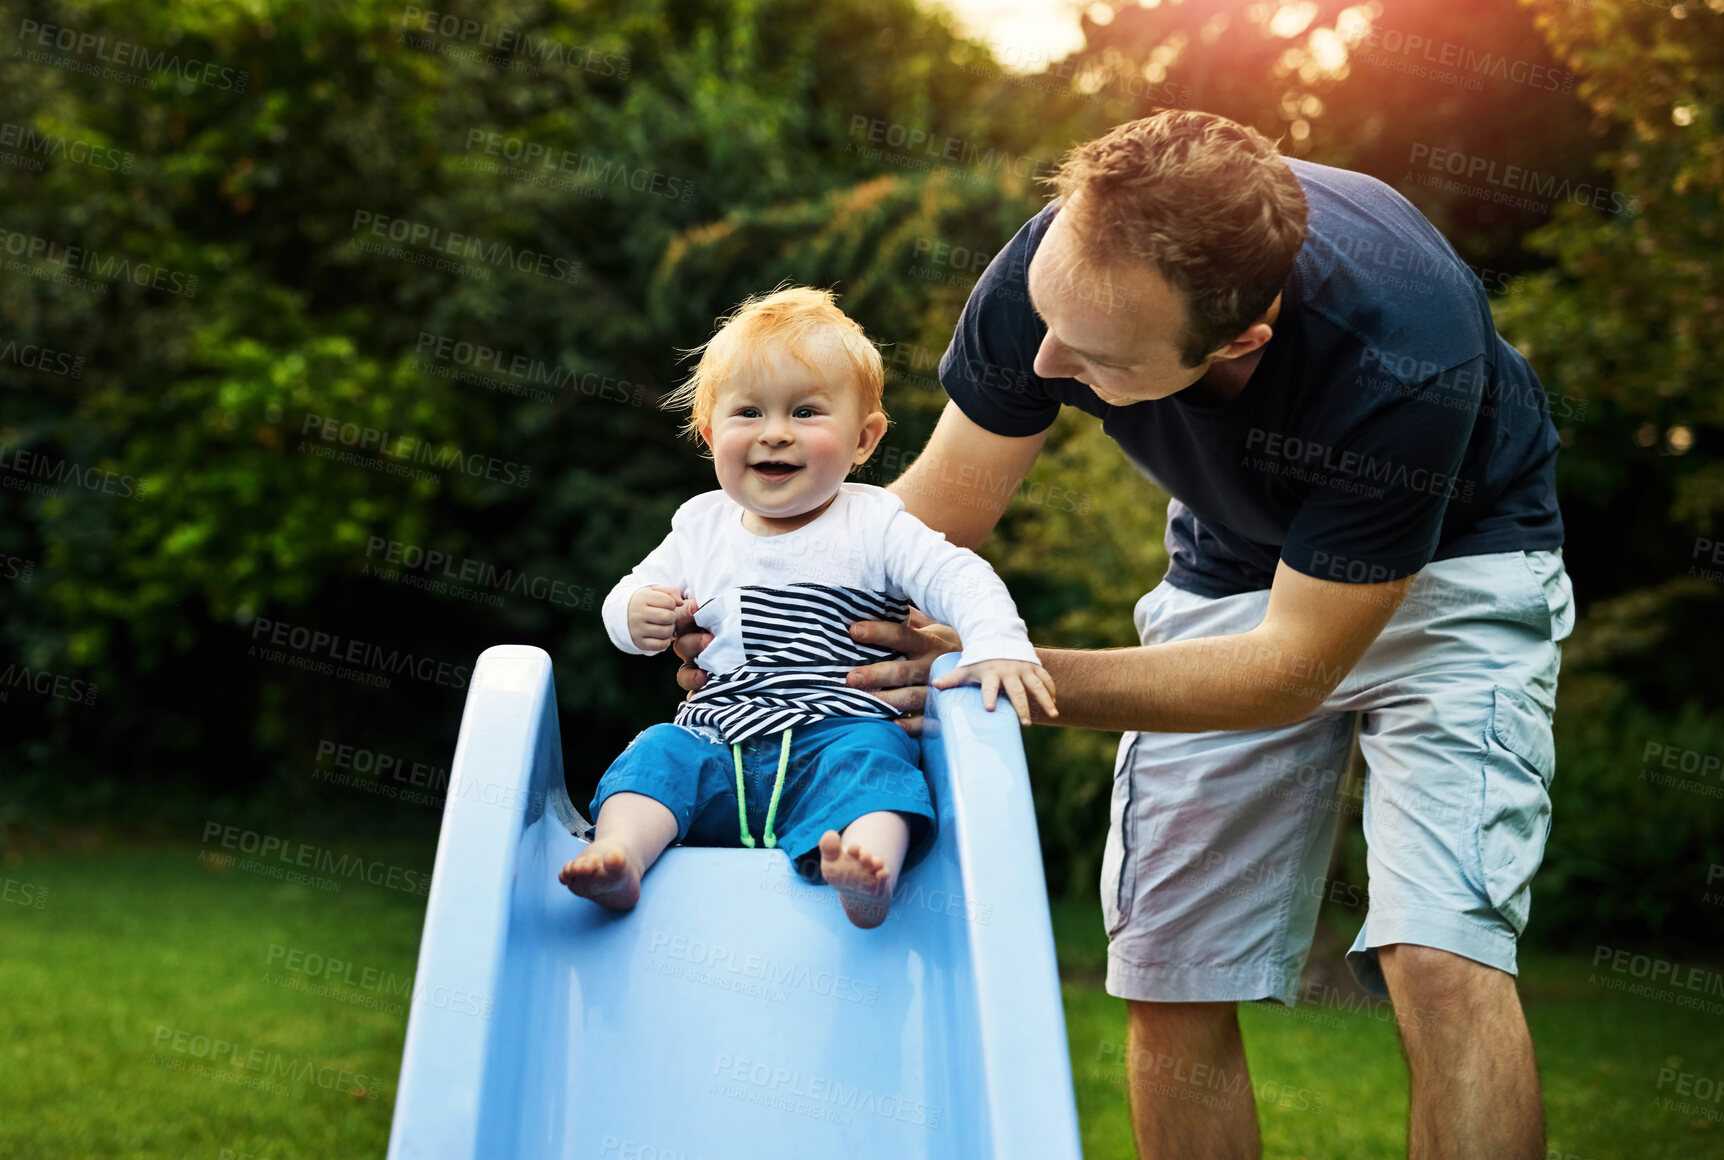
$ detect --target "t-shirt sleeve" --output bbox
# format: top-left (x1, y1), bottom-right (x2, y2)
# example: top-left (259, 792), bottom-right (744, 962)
top-left (937, 214), bottom-right (1064, 438)
top-left (879, 506), bottom-right (1040, 666)
top-left (1279, 356), bottom-right (1485, 584)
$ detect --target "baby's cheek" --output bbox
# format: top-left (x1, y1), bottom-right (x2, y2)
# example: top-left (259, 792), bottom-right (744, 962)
top-left (810, 430), bottom-right (855, 467)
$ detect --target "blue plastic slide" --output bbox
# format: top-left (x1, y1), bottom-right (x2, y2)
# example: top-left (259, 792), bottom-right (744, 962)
top-left (386, 645), bottom-right (1083, 1160)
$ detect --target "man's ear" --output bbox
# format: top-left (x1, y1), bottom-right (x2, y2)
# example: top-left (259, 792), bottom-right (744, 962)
top-left (1206, 294), bottom-right (1282, 364)
top-left (1208, 320), bottom-right (1274, 364)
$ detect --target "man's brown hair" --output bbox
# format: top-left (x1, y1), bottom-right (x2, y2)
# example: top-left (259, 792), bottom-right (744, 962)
top-left (1040, 110), bottom-right (1309, 368)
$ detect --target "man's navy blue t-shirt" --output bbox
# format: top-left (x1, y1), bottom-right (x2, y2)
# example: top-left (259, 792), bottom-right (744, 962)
top-left (937, 156), bottom-right (1565, 598)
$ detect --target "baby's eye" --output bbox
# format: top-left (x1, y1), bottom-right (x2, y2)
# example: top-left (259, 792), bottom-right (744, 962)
top-left (737, 407), bottom-right (760, 418)
top-left (794, 406), bottom-right (818, 418)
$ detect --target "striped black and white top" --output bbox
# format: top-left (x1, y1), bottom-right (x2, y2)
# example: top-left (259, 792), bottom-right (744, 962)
top-left (601, 484), bottom-right (1039, 747)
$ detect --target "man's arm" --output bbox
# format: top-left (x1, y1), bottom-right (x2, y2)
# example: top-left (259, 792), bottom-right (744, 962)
top-left (850, 403), bottom-right (1413, 734)
top-left (1025, 560), bottom-right (1415, 732)
top-left (886, 400), bottom-right (1050, 549)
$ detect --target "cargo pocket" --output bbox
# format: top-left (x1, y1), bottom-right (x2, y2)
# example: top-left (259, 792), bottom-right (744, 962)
top-left (1477, 685), bottom-right (1555, 934)
top-left (1101, 735), bottom-right (1142, 937)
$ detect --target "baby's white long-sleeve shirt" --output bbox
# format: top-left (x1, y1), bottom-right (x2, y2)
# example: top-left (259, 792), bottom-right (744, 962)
top-left (600, 483), bottom-right (1039, 745)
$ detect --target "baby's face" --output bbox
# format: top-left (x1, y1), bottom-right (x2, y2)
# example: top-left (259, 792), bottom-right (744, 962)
top-left (701, 342), bottom-right (884, 532)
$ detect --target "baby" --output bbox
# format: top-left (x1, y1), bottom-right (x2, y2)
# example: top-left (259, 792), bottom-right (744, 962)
top-left (560, 285), bottom-right (1057, 927)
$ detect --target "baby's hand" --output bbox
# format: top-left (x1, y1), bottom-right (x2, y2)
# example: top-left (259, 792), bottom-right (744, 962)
top-left (930, 658), bottom-right (1058, 727)
top-left (628, 585), bottom-right (693, 654)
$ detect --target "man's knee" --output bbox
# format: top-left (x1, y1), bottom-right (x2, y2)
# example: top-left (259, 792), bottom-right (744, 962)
top-left (1378, 943), bottom-right (1519, 1029)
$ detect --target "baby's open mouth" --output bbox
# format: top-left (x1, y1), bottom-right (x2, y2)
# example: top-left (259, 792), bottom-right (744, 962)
top-left (751, 461), bottom-right (802, 482)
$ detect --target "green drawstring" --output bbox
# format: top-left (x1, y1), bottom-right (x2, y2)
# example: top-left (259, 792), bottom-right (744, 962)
top-left (733, 726), bottom-right (792, 848)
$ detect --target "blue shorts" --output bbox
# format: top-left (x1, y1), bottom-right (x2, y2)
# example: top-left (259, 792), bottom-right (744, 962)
top-left (590, 716), bottom-right (936, 873)
top-left (1102, 549), bottom-right (1575, 1005)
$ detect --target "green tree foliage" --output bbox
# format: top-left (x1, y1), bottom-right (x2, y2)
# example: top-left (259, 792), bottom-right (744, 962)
top-left (1498, 0), bottom-right (1723, 556)
top-left (1487, 0), bottom-right (1724, 948)
top-left (0, 0), bottom-right (1101, 831)
top-left (1067, 0), bottom-right (1597, 260)
top-left (0, 0), bottom-right (1716, 947)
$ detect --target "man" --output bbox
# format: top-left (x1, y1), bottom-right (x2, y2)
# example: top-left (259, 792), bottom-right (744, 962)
top-left (678, 110), bottom-right (1572, 1158)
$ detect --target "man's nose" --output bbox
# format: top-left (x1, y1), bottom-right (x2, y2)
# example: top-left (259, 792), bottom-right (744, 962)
top-left (1033, 334), bottom-right (1075, 380)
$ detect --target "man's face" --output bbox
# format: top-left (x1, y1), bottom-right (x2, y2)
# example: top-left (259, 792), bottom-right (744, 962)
top-left (1027, 204), bottom-right (1216, 406)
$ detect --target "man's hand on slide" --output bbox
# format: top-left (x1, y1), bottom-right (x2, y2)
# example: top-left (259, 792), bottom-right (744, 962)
top-left (844, 610), bottom-right (963, 736)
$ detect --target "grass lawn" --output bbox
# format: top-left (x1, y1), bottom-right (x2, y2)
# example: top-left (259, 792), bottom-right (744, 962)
top-left (1051, 898), bottom-right (1724, 1160)
top-left (1, 845), bottom-right (1720, 1158)
top-left (0, 843), bottom-right (429, 1160)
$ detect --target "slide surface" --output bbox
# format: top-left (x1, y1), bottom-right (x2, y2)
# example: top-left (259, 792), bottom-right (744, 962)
top-left (387, 645), bottom-right (1083, 1160)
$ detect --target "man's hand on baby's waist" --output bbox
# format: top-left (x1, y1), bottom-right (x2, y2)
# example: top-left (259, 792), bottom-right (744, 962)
top-left (844, 610), bottom-right (962, 737)
top-left (669, 607), bottom-right (964, 724)
top-left (672, 614), bottom-right (713, 697)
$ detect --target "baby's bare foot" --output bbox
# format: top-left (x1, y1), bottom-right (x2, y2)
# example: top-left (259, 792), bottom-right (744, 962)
top-left (818, 830), bottom-right (894, 929)
top-left (559, 839), bottom-right (642, 910)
